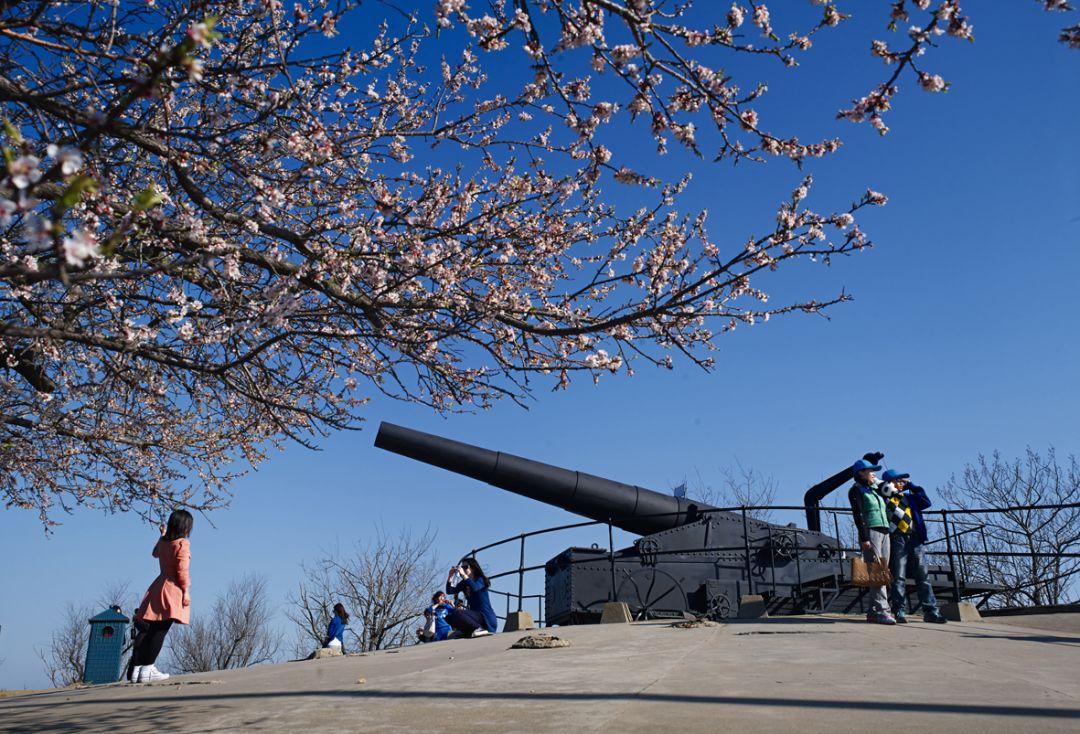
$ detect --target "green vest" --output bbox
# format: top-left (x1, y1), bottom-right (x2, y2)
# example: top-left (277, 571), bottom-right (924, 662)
top-left (858, 486), bottom-right (889, 529)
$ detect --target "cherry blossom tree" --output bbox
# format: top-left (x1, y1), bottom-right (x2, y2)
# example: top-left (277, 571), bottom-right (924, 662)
top-left (2, 1), bottom-right (1077, 523)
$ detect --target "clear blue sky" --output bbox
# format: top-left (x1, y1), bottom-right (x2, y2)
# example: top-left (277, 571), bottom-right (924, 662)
top-left (2, 6), bottom-right (1078, 689)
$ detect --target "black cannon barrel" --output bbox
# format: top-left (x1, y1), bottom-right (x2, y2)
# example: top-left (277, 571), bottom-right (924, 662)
top-left (374, 422), bottom-right (718, 536)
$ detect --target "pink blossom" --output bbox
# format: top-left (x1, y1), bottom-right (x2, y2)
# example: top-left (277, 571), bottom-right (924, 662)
top-left (727, 4), bottom-right (745, 28)
top-left (752, 4), bottom-right (772, 37)
top-left (62, 229), bottom-right (99, 267)
top-left (8, 156), bottom-right (41, 189)
top-left (918, 73), bottom-right (947, 92)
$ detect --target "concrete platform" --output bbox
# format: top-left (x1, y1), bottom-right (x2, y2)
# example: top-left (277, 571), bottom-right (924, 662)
top-left (1, 615), bottom-right (1078, 733)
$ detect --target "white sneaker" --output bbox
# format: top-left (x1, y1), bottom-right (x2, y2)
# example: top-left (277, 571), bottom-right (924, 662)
top-left (470, 629), bottom-right (491, 638)
top-left (138, 665), bottom-right (170, 682)
top-left (129, 666), bottom-right (143, 683)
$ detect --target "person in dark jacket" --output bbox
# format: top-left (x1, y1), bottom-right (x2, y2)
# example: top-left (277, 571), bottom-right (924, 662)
top-left (323, 602), bottom-right (349, 649)
top-left (847, 458), bottom-right (896, 625)
top-left (445, 557), bottom-right (498, 637)
top-left (880, 469), bottom-right (948, 624)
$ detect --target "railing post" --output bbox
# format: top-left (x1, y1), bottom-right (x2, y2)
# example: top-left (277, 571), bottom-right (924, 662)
top-left (832, 510), bottom-right (845, 582)
top-left (941, 510), bottom-right (962, 604)
top-left (741, 507), bottom-right (753, 593)
top-left (608, 518), bottom-right (617, 601)
top-left (792, 527), bottom-right (803, 591)
top-left (979, 525), bottom-right (995, 586)
top-left (517, 534), bottom-right (526, 612)
top-left (956, 531), bottom-right (968, 586)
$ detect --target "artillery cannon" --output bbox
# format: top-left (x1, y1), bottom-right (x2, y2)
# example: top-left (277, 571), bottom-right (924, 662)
top-left (375, 423), bottom-right (972, 623)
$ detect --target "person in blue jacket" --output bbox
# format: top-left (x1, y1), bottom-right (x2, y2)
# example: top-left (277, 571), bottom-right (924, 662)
top-left (880, 469), bottom-right (948, 624)
top-left (445, 557), bottom-right (497, 637)
top-left (417, 591), bottom-right (455, 642)
top-left (323, 602), bottom-right (349, 649)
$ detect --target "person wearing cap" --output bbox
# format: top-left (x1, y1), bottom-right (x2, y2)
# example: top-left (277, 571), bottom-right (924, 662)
top-left (847, 458), bottom-right (896, 624)
top-left (880, 469), bottom-right (948, 624)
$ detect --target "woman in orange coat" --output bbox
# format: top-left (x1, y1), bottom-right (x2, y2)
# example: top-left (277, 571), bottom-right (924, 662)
top-left (130, 510), bottom-right (193, 683)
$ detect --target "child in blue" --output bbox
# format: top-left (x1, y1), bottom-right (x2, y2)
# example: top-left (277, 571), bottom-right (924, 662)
top-left (445, 557), bottom-right (498, 637)
top-left (323, 602), bottom-right (349, 650)
top-left (418, 591), bottom-right (455, 642)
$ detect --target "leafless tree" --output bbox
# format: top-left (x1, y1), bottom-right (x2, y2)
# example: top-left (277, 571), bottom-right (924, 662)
top-left (941, 448), bottom-right (1080, 608)
top-left (287, 527), bottom-right (439, 655)
top-left (38, 580), bottom-right (132, 687)
top-left (689, 461), bottom-right (778, 522)
top-left (164, 574), bottom-right (280, 673)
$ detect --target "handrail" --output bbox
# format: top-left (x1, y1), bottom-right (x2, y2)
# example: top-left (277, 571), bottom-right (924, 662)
top-left (459, 501), bottom-right (1080, 621)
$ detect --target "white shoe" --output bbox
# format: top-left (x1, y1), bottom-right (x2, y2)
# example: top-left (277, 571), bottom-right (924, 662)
top-left (470, 629), bottom-right (491, 638)
top-left (138, 665), bottom-right (170, 682)
top-left (129, 666), bottom-right (143, 683)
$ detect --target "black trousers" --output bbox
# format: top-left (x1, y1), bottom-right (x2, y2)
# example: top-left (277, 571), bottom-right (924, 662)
top-left (130, 619), bottom-right (174, 670)
top-left (446, 608), bottom-right (485, 635)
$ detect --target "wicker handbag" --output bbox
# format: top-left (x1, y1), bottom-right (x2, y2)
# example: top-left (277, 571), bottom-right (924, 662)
top-left (851, 554), bottom-right (893, 587)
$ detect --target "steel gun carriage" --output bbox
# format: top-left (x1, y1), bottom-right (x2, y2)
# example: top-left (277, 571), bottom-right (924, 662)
top-left (375, 423), bottom-right (971, 622)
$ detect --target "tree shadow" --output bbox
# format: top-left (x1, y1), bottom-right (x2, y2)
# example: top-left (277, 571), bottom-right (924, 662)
top-left (4, 688), bottom-right (1079, 726)
top-left (0, 702), bottom-right (200, 734)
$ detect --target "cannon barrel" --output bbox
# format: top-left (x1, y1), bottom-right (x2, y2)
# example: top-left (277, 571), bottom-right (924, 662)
top-left (374, 422), bottom-right (718, 536)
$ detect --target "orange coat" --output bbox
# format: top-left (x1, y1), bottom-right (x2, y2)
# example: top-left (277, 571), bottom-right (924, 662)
top-left (136, 537), bottom-right (191, 624)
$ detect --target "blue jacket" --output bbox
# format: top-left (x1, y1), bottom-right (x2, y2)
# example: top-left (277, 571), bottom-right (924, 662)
top-left (447, 577), bottom-right (498, 633)
top-left (426, 602), bottom-right (455, 640)
top-left (901, 484), bottom-right (933, 544)
top-left (324, 614), bottom-right (346, 646)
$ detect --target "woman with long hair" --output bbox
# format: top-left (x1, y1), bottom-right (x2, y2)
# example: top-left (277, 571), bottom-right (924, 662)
top-left (130, 510), bottom-right (193, 682)
top-left (323, 602), bottom-right (349, 650)
top-left (445, 557), bottom-right (497, 637)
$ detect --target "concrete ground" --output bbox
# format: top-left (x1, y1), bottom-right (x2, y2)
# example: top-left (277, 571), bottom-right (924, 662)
top-left (1, 614), bottom-right (1077, 734)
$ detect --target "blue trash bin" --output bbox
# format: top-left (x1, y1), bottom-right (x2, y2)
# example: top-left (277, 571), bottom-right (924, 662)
top-left (84, 605), bottom-right (130, 684)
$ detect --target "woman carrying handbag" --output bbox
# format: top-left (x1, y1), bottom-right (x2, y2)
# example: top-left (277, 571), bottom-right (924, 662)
top-left (847, 459), bottom-right (896, 625)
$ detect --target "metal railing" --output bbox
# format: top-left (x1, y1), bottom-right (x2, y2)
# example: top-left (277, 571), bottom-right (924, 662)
top-left (459, 501), bottom-right (1080, 625)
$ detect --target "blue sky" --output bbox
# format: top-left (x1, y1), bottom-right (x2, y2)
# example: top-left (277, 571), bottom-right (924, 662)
top-left (2, 5), bottom-right (1078, 689)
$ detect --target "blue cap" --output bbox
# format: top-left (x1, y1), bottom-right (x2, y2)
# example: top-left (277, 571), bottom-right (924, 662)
top-left (881, 469), bottom-right (910, 482)
top-left (852, 459), bottom-right (882, 473)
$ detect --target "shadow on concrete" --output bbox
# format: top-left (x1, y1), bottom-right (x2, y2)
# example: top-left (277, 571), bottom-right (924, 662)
top-left (5, 689), bottom-right (1079, 722)
top-left (725, 617), bottom-right (847, 626)
top-left (958, 632), bottom-right (1080, 647)
top-left (0, 702), bottom-right (199, 733)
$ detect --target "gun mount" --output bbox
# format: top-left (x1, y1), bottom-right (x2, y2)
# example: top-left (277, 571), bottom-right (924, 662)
top-left (375, 423), bottom-right (973, 624)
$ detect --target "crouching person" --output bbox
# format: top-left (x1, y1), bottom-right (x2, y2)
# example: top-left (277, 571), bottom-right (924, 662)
top-left (880, 469), bottom-right (948, 624)
top-left (417, 591), bottom-right (455, 643)
top-left (445, 557), bottom-right (498, 638)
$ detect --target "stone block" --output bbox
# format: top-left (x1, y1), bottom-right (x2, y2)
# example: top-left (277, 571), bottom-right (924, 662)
top-left (941, 602), bottom-right (982, 622)
top-left (600, 601), bottom-right (633, 624)
top-left (503, 611), bottom-right (535, 632)
top-left (737, 595), bottom-right (768, 619)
